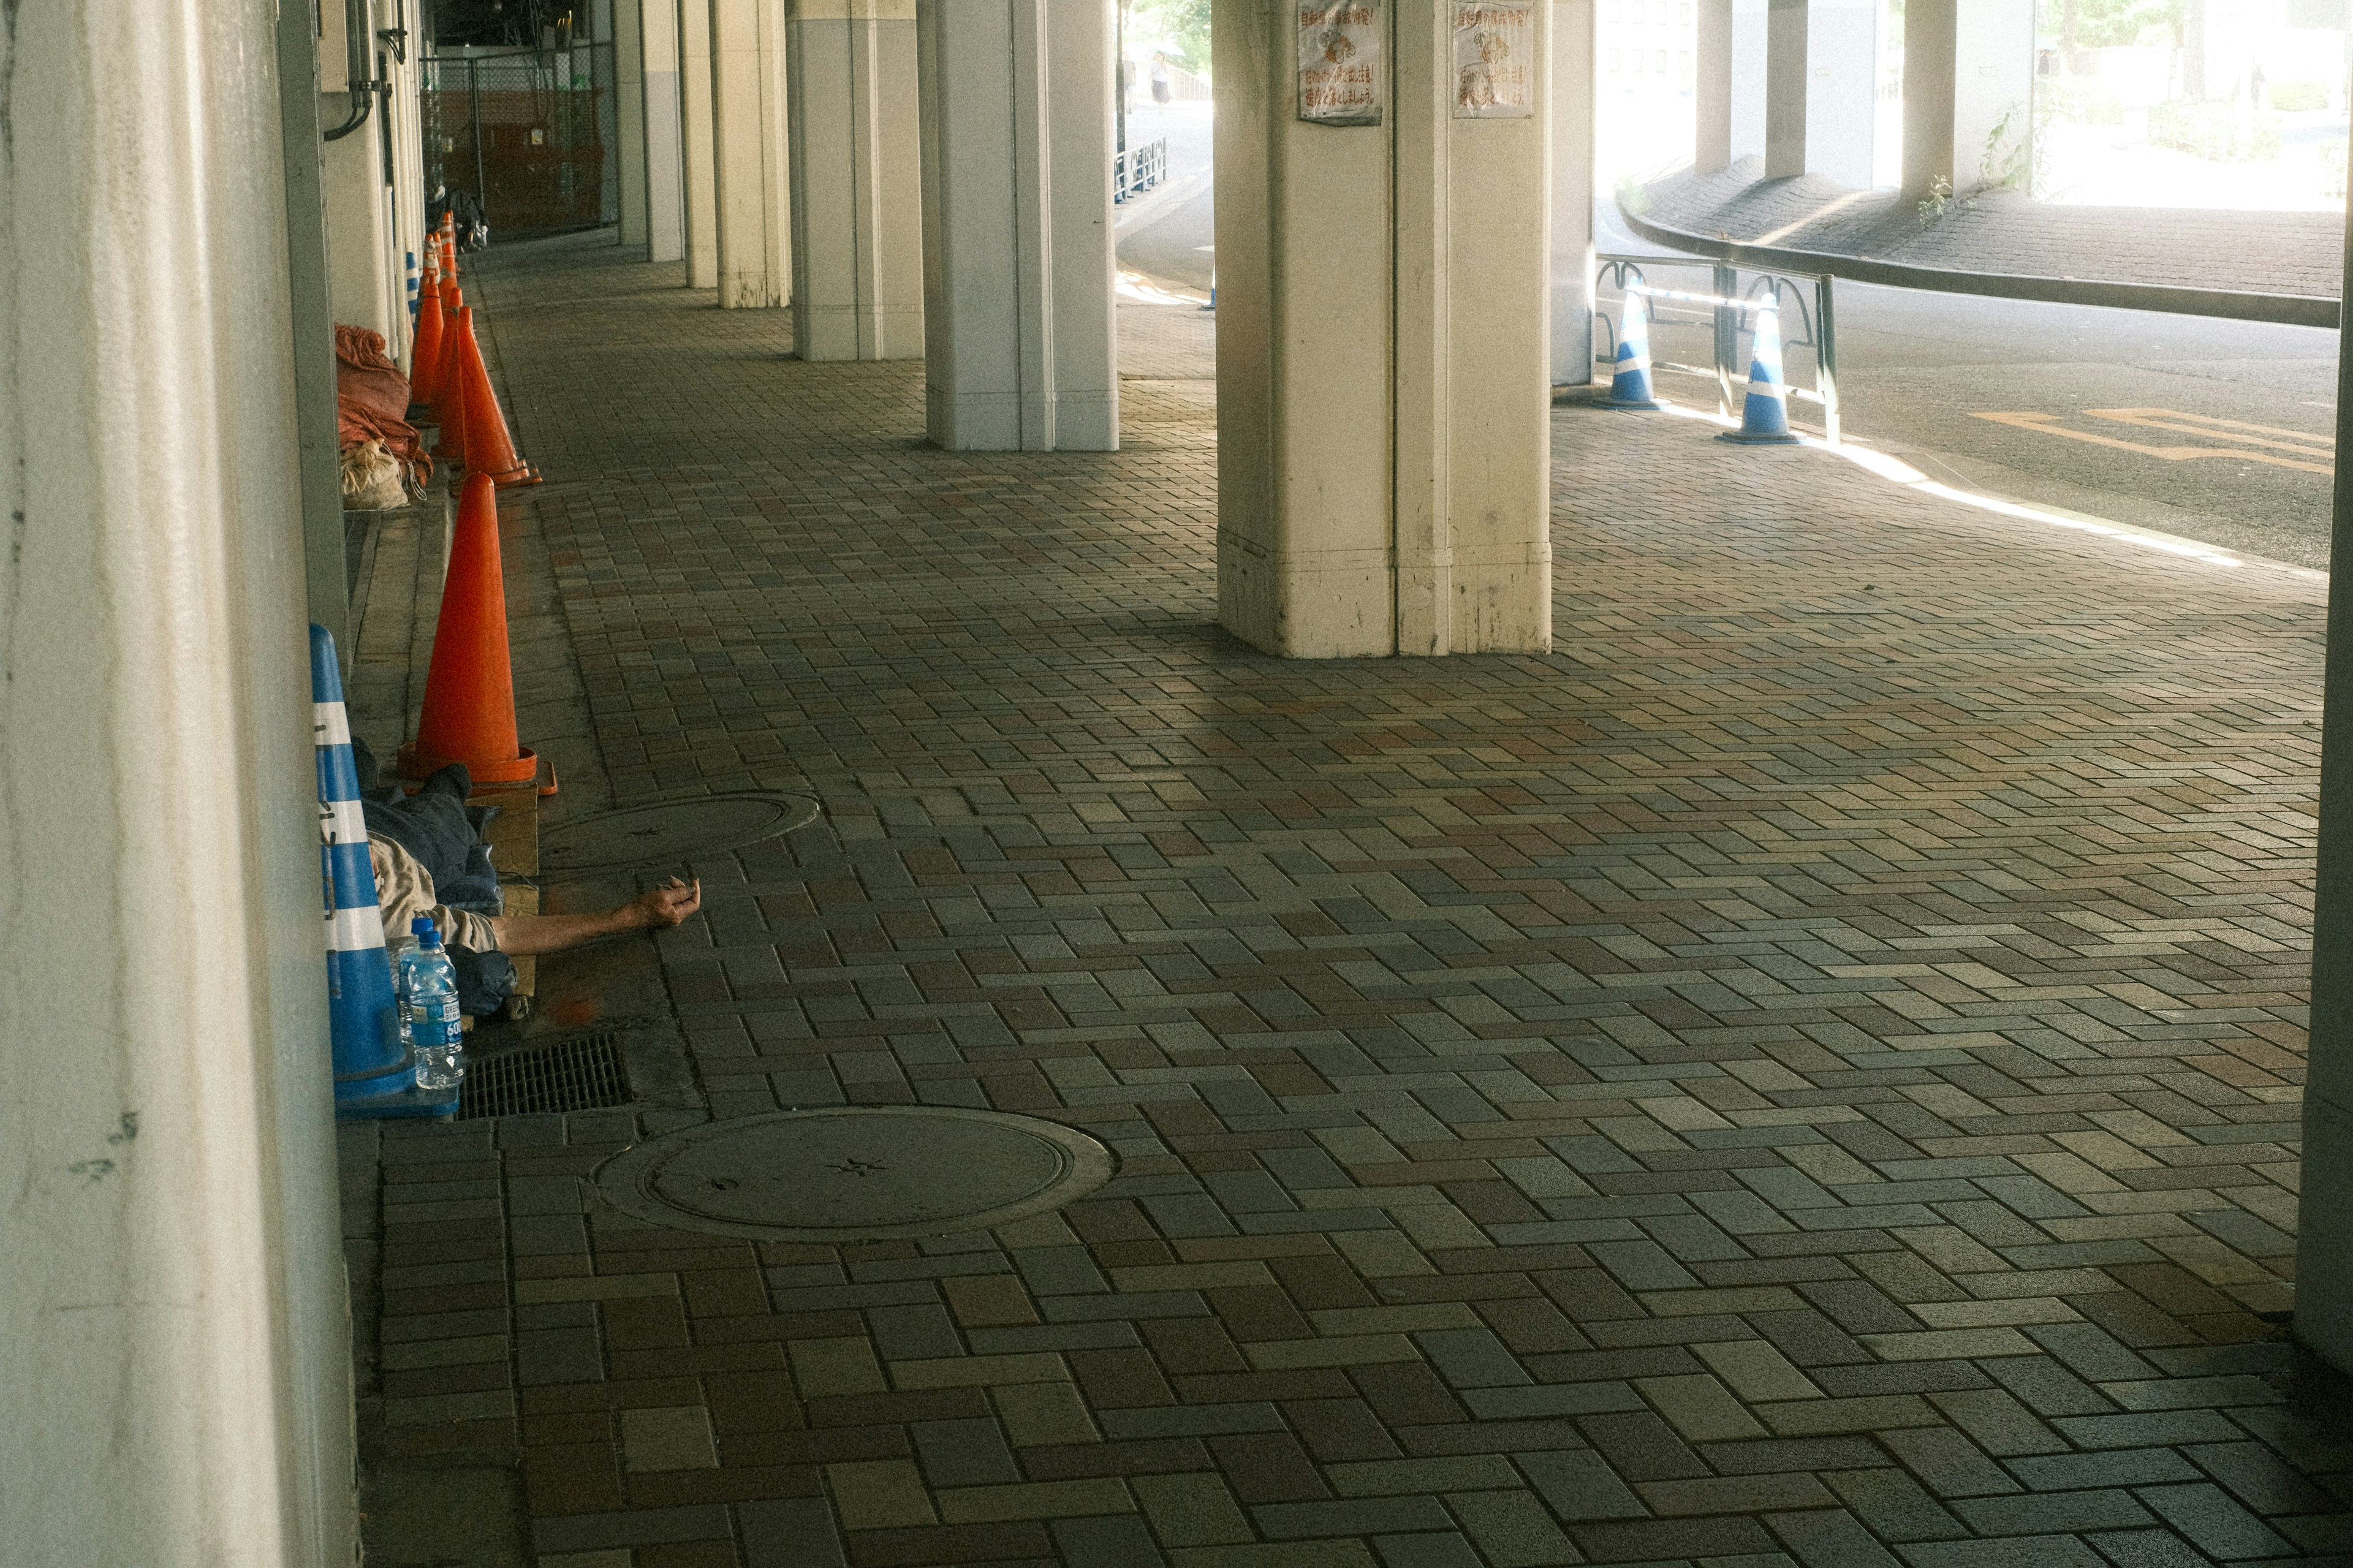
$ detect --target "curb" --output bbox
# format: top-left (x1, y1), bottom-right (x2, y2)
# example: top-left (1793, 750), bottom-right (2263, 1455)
top-left (1616, 199), bottom-right (2341, 329)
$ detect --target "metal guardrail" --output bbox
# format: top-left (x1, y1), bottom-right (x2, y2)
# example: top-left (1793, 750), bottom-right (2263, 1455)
top-left (1618, 199), bottom-right (2338, 331)
top-left (1594, 252), bottom-right (1841, 445)
top-left (1114, 137), bottom-right (1169, 204)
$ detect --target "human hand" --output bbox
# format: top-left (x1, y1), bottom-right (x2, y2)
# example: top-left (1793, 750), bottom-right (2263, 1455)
top-left (629, 877), bottom-right (702, 930)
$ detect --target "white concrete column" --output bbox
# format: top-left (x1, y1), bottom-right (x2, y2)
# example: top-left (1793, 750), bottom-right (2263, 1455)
top-left (1763, 0), bottom-right (1806, 177)
top-left (1, 4), bottom-right (354, 1568)
top-left (681, 0), bottom-right (721, 287)
top-left (1731, 0), bottom-right (1768, 164)
top-left (1550, 0), bottom-right (1594, 387)
top-left (787, 0), bottom-right (924, 361)
top-left (1216, 0), bottom-right (1553, 659)
top-left (914, 0), bottom-right (1117, 450)
top-left (618, 0), bottom-right (653, 246)
top-left (1696, 0), bottom-right (1732, 174)
top-left (711, 0), bottom-right (795, 308)
top-left (1905, 0), bottom-right (2034, 195)
top-left (645, 0), bottom-right (689, 261)
top-left (1764, 0), bottom-right (1877, 185)
top-left (1696, 0), bottom-right (1768, 172)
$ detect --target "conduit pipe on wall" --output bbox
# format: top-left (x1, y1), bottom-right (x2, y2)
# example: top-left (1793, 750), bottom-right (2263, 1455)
top-left (324, 0), bottom-right (382, 141)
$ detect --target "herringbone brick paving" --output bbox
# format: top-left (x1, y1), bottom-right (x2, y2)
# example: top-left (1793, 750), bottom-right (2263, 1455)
top-left (352, 229), bottom-right (2353, 1568)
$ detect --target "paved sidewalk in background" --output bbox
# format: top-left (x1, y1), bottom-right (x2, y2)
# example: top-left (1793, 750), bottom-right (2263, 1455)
top-left (348, 229), bottom-right (2351, 1568)
top-left (1640, 161), bottom-right (2344, 300)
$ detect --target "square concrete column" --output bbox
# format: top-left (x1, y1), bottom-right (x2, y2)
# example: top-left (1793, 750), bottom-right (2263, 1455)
top-left (787, 0), bottom-right (924, 360)
top-left (7, 4), bottom-right (354, 1564)
top-left (711, 0), bottom-right (794, 308)
top-left (1763, 0), bottom-right (1806, 176)
top-left (1215, 0), bottom-right (1553, 659)
top-left (1764, 0), bottom-right (1875, 184)
top-left (1696, 0), bottom-right (1768, 173)
top-left (643, 0), bottom-right (689, 260)
top-left (618, 0), bottom-right (652, 246)
top-left (681, 0), bottom-right (721, 287)
top-left (914, 0), bottom-right (1116, 450)
top-left (1551, 0), bottom-right (1595, 387)
top-left (1903, 0), bottom-right (2034, 196)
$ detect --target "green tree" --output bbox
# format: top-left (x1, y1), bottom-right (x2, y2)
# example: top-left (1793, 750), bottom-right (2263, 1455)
top-left (1134, 0), bottom-right (1212, 72)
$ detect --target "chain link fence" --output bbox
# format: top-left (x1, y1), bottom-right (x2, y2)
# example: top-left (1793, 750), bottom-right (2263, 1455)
top-left (423, 44), bottom-right (616, 241)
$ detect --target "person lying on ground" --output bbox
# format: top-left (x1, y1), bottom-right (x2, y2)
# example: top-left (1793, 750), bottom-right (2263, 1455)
top-left (369, 831), bottom-right (701, 956)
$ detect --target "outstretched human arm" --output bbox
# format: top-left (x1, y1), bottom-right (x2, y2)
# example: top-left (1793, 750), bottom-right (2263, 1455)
top-left (486, 877), bottom-right (701, 956)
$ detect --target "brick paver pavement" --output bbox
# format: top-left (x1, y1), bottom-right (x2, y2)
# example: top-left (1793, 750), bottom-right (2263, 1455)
top-left (346, 230), bottom-right (2353, 1568)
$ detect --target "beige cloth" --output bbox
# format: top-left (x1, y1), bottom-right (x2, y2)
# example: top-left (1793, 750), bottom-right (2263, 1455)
top-left (368, 832), bottom-right (501, 953)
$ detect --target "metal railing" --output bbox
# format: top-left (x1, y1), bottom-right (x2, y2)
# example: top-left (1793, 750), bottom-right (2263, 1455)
top-left (1114, 137), bottom-right (1169, 203)
top-left (1594, 252), bottom-right (1841, 444)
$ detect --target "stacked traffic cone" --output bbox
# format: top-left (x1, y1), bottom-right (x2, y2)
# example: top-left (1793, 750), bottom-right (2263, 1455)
top-left (1604, 287), bottom-right (1661, 410)
top-left (411, 250), bottom-right (445, 411)
top-left (455, 311), bottom-right (542, 487)
top-left (312, 624), bottom-right (458, 1119)
top-left (432, 304), bottom-right (471, 464)
top-left (399, 473), bottom-right (539, 786)
top-left (1718, 303), bottom-right (1800, 445)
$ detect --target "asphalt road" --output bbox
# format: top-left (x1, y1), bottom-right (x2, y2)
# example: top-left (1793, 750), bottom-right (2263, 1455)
top-left (1117, 103), bottom-right (1217, 295)
top-left (1123, 180), bottom-right (2341, 572)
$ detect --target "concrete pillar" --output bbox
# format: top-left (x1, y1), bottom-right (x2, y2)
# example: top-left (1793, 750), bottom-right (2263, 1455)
top-left (682, 0), bottom-right (721, 287)
top-left (1698, 0), bottom-right (1768, 173)
top-left (645, 0), bottom-right (689, 261)
top-left (711, 0), bottom-right (795, 308)
top-left (2300, 178), bottom-right (2353, 1376)
top-left (1214, 0), bottom-right (1552, 659)
top-left (1, 4), bottom-right (354, 1567)
top-left (787, 0), bottom-right (924, 361)
top-left (1763, 0), bottom-right (1807, 177)
top-left (279, 0), bottom-right (352, 655)
top-left (1762, 0), bottom-right (1873, 184)
top-left (1696, 0), bottom-right (1732, 174)
top-left (1904, 0), bottom-right (2034, 196)
top-left (618, 0), bottom-right (653, 246)
top-left (914, 0), bottom-right (1116, 450)
top-left (1731, 0), bottom-right (1768, 164)
top-left (1551, 0), bottom-right (1596, 386)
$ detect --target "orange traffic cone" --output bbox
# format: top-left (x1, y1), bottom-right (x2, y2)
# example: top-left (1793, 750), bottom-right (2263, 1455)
top-left (432, 306), bottom-right (472, 464)
top-left (411, 271), bottom-right (445, 409)
top-left (433, 287), bottom-right (467, 420)
top-left (398, 472), bottom-right (538, 785)
top-left (457, 318), bottom-right (542, 488)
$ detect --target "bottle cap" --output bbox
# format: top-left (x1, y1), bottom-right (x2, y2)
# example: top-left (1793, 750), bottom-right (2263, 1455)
top-left (410, 914), bottom-right (442, 949)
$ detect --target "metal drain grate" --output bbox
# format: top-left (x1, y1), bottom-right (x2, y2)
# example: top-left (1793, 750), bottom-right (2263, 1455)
top-left (458, 1032), bottom-right (632, 1119)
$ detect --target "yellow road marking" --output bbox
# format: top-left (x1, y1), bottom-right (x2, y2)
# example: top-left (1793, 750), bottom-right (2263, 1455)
top-left (2082, 407), bottom-right (2334, 455)
top-left (1970, 410), bottom-right (2333, 475)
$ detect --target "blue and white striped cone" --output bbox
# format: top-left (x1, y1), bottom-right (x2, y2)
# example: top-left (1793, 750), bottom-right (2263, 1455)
top-left (312, 624), bottom-right (457, 1119)
top-left (404, 250), bottom-right (420, 330)
top-left (1718, 303), bottom-right (1800, 445)
top-left (1604, 287), bottom-right (1661, 409)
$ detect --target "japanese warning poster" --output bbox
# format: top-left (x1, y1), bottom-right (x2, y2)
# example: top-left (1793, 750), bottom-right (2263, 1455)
top-left (1453, 2), bottom-right (1534, 118)
top-left (1297, 1), bottom-right (1382, 126)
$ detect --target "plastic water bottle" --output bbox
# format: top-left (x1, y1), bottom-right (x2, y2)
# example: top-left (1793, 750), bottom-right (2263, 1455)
top-left (385, 931), bottom-right (417, 1056)
top-left (400, 915), bottom-right (465, 1091)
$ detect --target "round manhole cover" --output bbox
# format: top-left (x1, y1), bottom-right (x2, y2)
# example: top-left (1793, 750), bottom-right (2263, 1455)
top-left (594, 1107), bottom-right (1117, 1241)
top-left (540, 793), bottom-right (819, 874)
